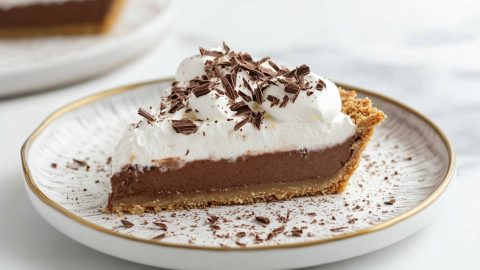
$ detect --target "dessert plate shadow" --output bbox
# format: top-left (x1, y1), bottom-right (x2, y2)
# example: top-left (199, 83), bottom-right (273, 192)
top-left (0, 0), bottom-right (172, 98)
top-left (21, 79), bottom-right (455, 270)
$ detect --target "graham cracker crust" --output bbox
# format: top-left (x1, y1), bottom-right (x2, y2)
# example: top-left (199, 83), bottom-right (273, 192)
top-left (109, 89), bottom-right (385, 214)
top-left (0, 0), bottom-right (124, 38)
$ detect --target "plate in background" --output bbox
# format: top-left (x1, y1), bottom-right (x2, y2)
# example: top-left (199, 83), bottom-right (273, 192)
top-left (21, 79), bottom-right (455, 270)
top-left (0, 0), bottom-right (172, 98)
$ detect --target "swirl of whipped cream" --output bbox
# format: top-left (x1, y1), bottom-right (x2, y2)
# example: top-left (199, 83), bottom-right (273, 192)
top-left (262, 73), bottom-right (341, 122)
top-left (173, 50), bottom-right (342, 125)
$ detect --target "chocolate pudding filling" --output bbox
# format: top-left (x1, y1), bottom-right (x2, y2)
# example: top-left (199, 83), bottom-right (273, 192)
top-left (108, 135), bottom-right (356, 210)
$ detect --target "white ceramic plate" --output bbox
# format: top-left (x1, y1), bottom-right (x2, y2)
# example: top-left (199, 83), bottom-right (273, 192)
top-left (0, 0), bottom-right (172, 98)
top-left (22, 79), bottom-right (455, 270)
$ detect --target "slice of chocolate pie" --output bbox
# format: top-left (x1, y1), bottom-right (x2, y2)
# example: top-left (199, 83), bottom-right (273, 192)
top-left (108, 43), bottom-right (385, 214)
top-left (0, 0), bottom-right (125, 37)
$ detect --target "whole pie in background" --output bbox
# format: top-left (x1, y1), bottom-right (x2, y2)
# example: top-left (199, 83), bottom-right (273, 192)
top-left (0, 0), bottom-right (125, 37)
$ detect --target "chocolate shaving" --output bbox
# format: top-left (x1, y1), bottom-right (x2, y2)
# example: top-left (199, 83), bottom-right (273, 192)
top-left (234, 116), bottom-right (251, 131)
top-left (267, 95), bottom-right (280, 107)
top-left (168, 101), bottom-right (186, 113)
top-left (258, 65), bottom-right (276, 77)
top-left (171, 119), bottom-right (198, 135)
top-left (236, 231), bottom-right (246, 238)
top-left (160, 102), bottom-right (166, 112)
top-left (240, 52), bottom-right (253, 62)
top-left (267, 226), bottom-right (285, 240)
top-left (316, 79), bottom-right (326, 90)
top-left (231, 65), bottom-right (240, 86)
top-left (256, 57), bottom-right (270, 65)
top-left (138, 108), bottom-right (156, 122)
top-left (384, 198), bottom-right (396, 205)
top-left (284, 64), bottom-right (310, 78)
top-left (254, 85), bottom-right (263, 104)
top-left (73, 159), bottom-right (87, 167)
top-left (251, 112), bottom-right (264, 130)
top-left (255, 216), bottom-right (270, 225)
top-left (296, 64), bottom-right (310, 77)
top-left (192, 81), bottom-right (215, 97)
top-left (291, 91), bottom-right (300, 103)
top-left (276, 77), bottom-right (290, 85)
top-left (152, 233), bottom-right (166, 240)
top-left (235, 241), bottom-right (246, 247)
top-left (199, 47), bottom-right (223, 57)
top-left (268, 60), bottom-right (280, 71)
top-left (221, 74), bottom-right (238, 100)
top-left (210, 224), bottom-right (221, 230)
top-left (242, 78), bottom-right (254, 94)
top-left (330, 227), bottom-right (348, 232)
top-left (222, 41), bottom-right (230, 53)
top-left (284, 83), bottom-right (300, 94)
top-left (121, 219), bottom-right (134, 228)
top-left (207, 215), bottom-right (219, 223)
top-left (238, 91), bottom-right (252, 102)
top-left (229, 101), bottom-right (251, 115)
top-left (291, 227), bottom-right (303, 237)
top-left (153, 222), bottom-right (167, 230)
top-left (279, 95), bottom-right (289, 108)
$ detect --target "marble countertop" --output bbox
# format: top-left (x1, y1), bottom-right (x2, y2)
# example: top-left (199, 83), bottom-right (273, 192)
top-left (0, 0), bottom-right (479, 269)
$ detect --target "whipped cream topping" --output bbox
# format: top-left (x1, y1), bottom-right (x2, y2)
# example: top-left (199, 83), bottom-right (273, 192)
top-left (112, 44), bottom-right (356, 173)
top-left (0, 0), bottom-right (88, 10)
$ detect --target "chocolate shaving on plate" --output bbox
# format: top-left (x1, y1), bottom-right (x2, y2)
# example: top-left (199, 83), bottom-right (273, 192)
top-left (152, 233), bottom-right (166, 240)
top-left (384, 198), bottom-right (396, 205)
top-left (330, 226), bottom-right (348, 232)
top-left (236, 231), bottom-right (246, 238)
top-left (153, 222), bottom-right (168, 230)
top-left (255, 216), bottom-right (270, 225)
top-left (207, 215), bottom-right (219, 223)
top-left (121, 219), bottom-right (134, 228)
top-left (291, 227), bottom-right (303, 237)
top-left (72, 159), bottom-right (87, 167)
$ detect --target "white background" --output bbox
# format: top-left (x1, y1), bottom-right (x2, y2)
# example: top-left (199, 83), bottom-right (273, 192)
top-left (1, 0), bottom-right (479, 269)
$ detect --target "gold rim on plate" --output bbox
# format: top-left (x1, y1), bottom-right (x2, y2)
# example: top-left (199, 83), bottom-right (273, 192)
top-left (21, 78), bottom-right (456, 251)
